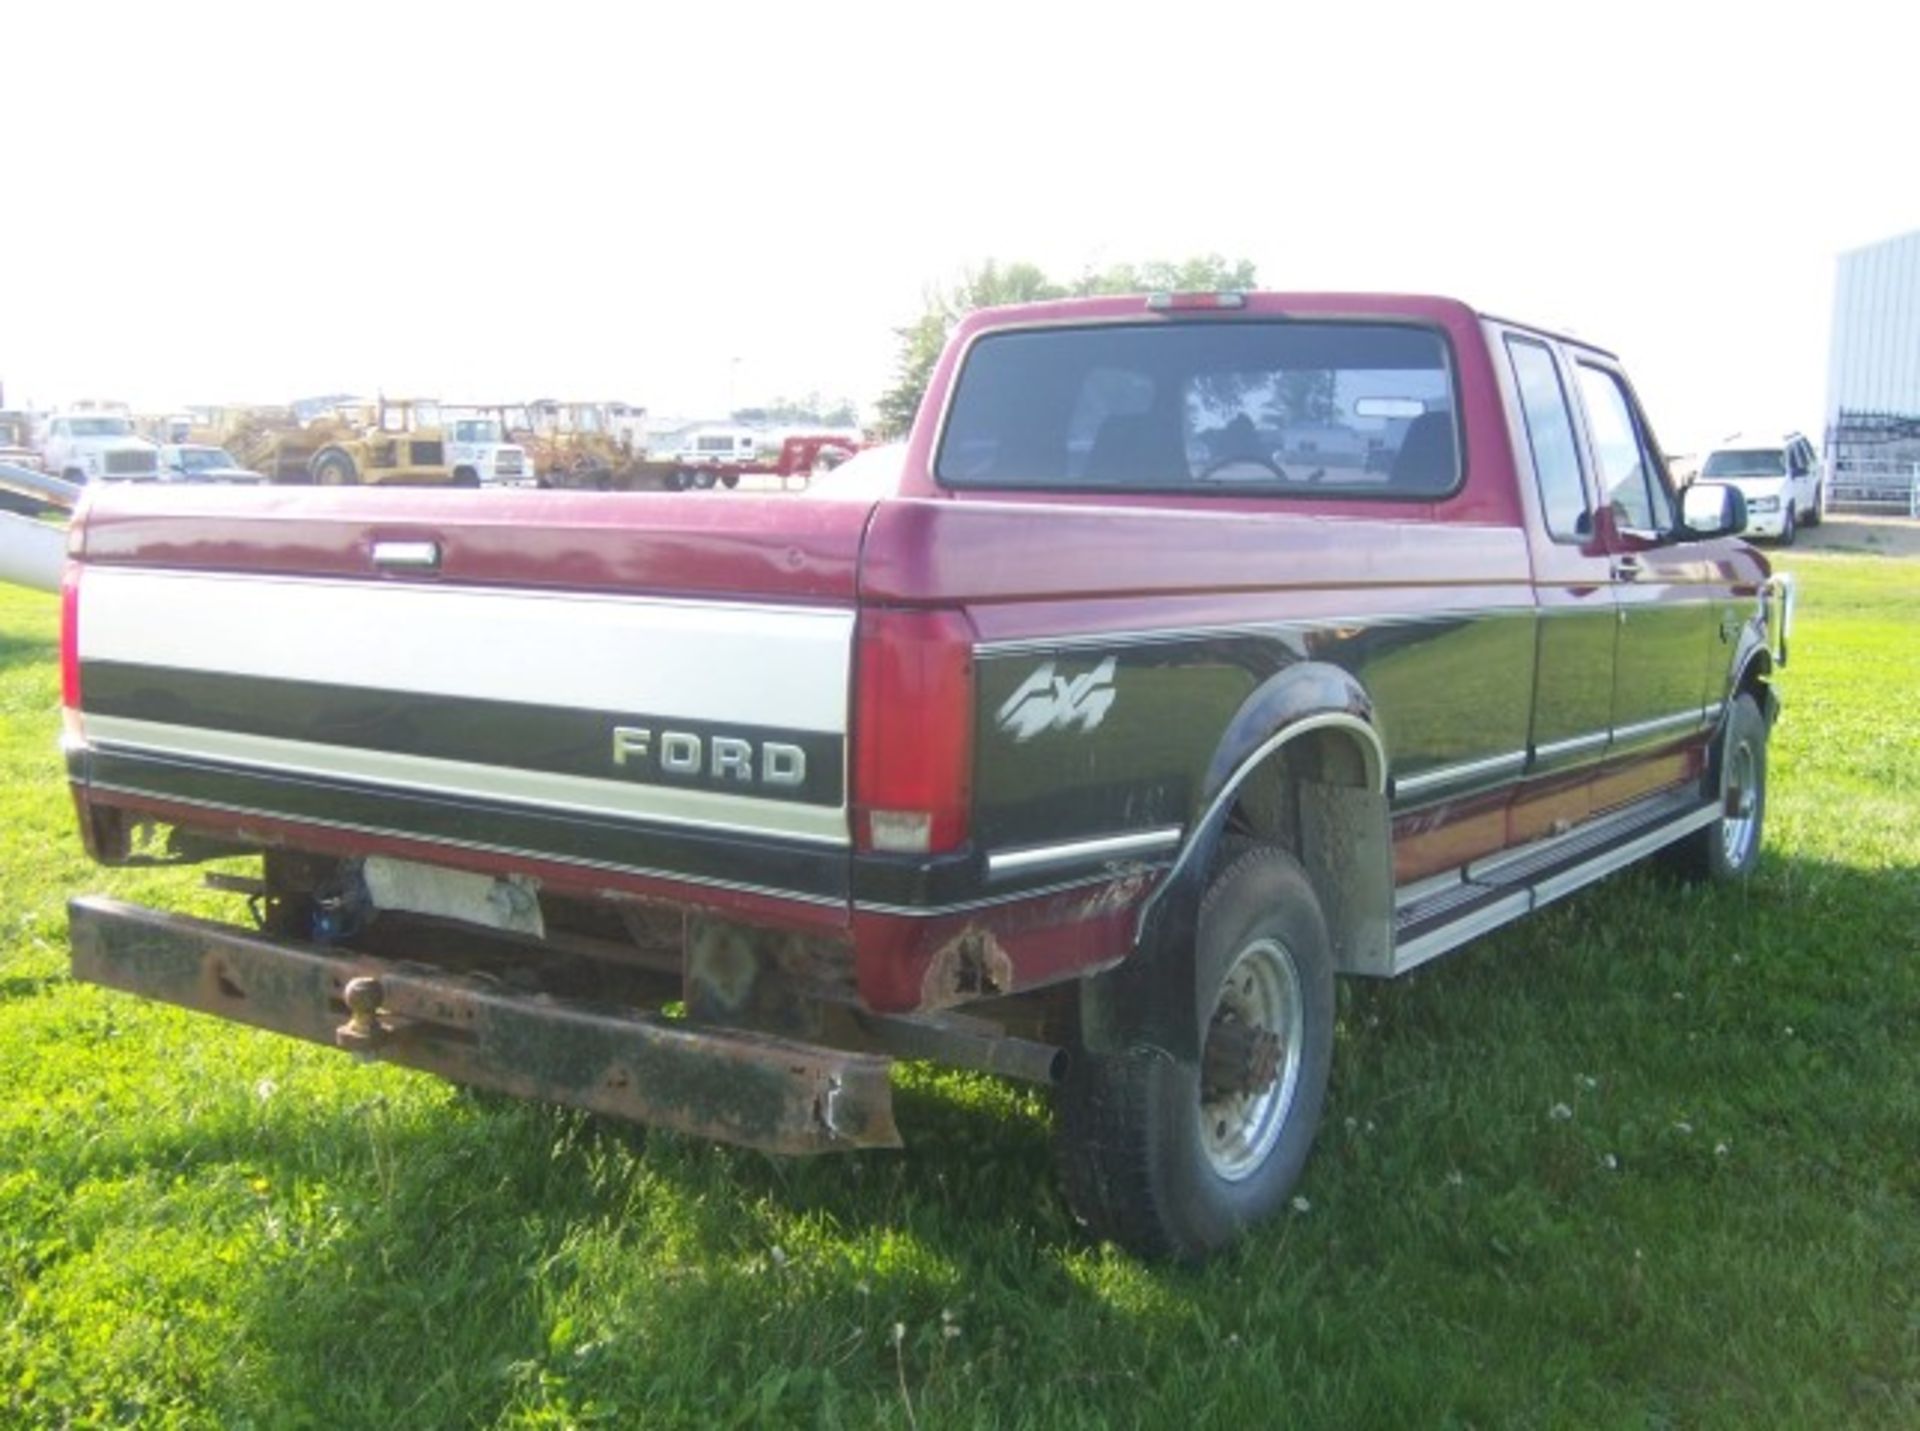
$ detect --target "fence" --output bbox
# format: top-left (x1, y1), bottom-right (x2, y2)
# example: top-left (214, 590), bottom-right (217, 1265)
top-left (1826, 459), bottom-right (1920, 517)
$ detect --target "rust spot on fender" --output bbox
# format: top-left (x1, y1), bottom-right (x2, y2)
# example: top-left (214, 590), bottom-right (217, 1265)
top-left (919, 927), bottom-right (1014, 1011)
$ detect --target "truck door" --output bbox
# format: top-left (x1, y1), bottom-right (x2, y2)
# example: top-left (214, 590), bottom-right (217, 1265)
top-left (1571, 361), bottom-right (1715, 809)
top-left (1500, 332), bottom-right (1615, 839)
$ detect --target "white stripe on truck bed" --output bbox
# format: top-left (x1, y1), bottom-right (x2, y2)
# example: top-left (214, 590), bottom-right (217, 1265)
top-left (79, 567), bottom-right (854, 733)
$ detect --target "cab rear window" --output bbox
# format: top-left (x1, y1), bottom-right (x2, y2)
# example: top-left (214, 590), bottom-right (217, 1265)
top-left (935, 321), bottom-right (1460, 497)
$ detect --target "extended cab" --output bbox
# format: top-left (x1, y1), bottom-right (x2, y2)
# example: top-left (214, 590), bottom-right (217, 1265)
top-left (59, 293), bottom-right (1791, 1259)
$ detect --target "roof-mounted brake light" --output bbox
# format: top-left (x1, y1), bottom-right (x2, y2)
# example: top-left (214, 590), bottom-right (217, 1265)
top-left (1146, 291), bottom-right (1247, 312)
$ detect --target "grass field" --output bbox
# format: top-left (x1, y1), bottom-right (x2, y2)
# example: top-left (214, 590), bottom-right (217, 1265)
top-left (1, 556), bottom-right (1916, 1427)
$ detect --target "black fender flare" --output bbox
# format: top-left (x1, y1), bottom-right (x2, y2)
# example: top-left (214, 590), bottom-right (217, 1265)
top-left (1079, 663), bottom-right (1385, 1060)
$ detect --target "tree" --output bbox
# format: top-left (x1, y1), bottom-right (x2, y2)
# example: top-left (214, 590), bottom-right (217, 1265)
top-left (873, 260), bottom-right (1071, 438)
top-left (731, 392), bottom-right (860, 427)
top-left (874, 255), bottom-right (1262, 437)
top-left (1067, 254), bottom-right (1258, 300)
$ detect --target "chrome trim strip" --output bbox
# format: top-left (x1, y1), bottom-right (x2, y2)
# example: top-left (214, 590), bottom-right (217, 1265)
top-left (81, 778), bottom-right (850, 909)
top-left (1610, 709), bottom-right (1706, 743)
top-left (1531, 729), bottom-right (1611, 762)
top-left (858, 868), bottom-right (1171, 919)
top-left (1394, 749), bottom-right (1528, 799)
top-left (1134, 712), bottom-right (1388, 939)
top-left (1392, 799), bottom-right (1722, 973)
top-left (83, 714), bottom-right (850, 846)
top-left (1393, 890), bottom-right (1531, 973)
top-left (1531, 804), bottom-right (1721, 907)
top-left (986, 826), bottom-right (1183, 880)
top-left (974, 598), bottom-right (1727, 657)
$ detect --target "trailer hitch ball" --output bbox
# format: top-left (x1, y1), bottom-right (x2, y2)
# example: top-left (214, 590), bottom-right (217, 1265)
top-left (337, 976), bottom-right (387, 1050)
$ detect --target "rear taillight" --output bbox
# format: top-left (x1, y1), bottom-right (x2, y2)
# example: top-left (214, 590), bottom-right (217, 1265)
top-left (852, 608), bottom-right (975, 855)
top-left (60, 563), bottom-right (81, 711)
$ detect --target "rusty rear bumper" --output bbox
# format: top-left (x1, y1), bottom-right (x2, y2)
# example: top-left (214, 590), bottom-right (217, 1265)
top-left (67, 896), bottom-right (901, 1155)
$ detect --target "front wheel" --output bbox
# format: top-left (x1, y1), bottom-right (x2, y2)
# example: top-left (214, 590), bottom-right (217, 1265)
top-left (1664, 691), bottom-right (1768, 882)
top-left (1805, 485), bottom-right (1823, 528)
top-left (1052, 844), bottom-right (1335, 1261)
top-left (1777, 506), bottom-right (1797, 546)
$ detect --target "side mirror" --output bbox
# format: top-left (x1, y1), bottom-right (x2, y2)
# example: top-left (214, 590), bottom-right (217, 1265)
top-left (1680, 481), bottom-right (1747, 539)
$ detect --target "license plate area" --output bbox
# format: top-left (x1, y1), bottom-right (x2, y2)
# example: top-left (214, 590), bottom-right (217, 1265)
top-left (362, 855), bottom-right (545, 939)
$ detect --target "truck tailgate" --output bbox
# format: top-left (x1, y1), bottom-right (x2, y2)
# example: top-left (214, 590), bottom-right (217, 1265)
top-left (68, 487), bottom-right (872, 912)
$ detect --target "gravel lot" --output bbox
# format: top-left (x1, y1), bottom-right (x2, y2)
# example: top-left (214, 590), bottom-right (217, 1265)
top-left (1799, 514), bottom-right (1920, 558)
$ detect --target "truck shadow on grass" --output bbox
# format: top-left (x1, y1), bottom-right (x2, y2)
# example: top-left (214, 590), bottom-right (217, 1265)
top-left (210, 1078), bottom-right (1092, 1422)
top-left (53, 852), bottom-right (1914, 1423)
top-left (0, 623), bottom-right (57, 679)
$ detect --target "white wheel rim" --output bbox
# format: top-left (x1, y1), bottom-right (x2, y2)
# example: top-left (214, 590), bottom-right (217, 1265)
top-left (1199, 936), bottom-right (1305, 1182)
top-left (1722, 740), bottom-right (1759, 866)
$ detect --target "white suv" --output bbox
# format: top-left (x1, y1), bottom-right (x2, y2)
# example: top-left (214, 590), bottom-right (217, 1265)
top-left (1697, 432), bottom-right (1822, 544)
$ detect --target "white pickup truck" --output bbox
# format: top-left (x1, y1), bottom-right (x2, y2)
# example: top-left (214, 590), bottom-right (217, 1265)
top-left (444, 415), bottom-right (532, 488)
top-left (42, 414), bottom-right (159, 483)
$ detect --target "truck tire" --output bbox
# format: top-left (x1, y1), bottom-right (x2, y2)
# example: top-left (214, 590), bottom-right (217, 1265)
top-left (1805, 485), bottom-right (1823, 528)
top-left (313, 452), bottom-right (359, 486)
top-left (1053, 844), bottom-right (1335, 1261)
top-left (720, 472), bottom-right (739, 490)
top-left (1778, 506), bottom-right (1796, 546)
top-left (1663, 691), bottom-right (1767, 882)
top-left (692, 469), bottom-right (717, 491)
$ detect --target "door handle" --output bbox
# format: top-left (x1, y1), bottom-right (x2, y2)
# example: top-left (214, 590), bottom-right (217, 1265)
top-left (371, 539), bottom-right (441, 572)
top-left (1612, 554), bottom-right (1644, 581)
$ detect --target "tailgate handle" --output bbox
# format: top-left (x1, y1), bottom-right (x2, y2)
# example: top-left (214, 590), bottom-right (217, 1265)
top-left (372, 539), bottom-right (441, 572)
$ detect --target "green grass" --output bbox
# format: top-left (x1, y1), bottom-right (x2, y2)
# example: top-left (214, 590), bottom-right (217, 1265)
top-left (2, 555), bottom-right (1917, 1427)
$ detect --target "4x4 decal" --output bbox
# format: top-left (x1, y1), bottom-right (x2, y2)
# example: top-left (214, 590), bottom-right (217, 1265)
top-left (996, 657), bottom-right (1118, 741)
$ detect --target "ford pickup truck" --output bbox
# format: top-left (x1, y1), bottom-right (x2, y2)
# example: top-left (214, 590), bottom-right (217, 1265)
top-left (58, 292), bottom-right (1792, 1260)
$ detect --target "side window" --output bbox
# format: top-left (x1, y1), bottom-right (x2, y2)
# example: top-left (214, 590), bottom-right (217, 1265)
top-left (1576, 363), bottom-right (1674, 534)
top-left (1505, 337), bottom-right (1591, 540)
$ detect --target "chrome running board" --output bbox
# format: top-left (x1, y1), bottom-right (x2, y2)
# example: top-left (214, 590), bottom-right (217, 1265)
top-left (1390, 791), bottom-right (1721, 975)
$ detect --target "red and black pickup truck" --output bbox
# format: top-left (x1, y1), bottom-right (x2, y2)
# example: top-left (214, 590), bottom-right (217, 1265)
top-left (59, 292), bottom-right (1793, 1259)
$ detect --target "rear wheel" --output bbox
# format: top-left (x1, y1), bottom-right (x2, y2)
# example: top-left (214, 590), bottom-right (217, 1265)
top-left (1053, 844), bottom-right (1334, 1261)
top-left (692, 469), bottom-right (717, 490)
top-left (1664, 691), bottom-right (1767, 882)
top-left (313, 452), bottom-right (359, 486)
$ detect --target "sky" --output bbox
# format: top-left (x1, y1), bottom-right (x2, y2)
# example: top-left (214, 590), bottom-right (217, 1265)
top-left (6, 1), bottom-right (1915, 454)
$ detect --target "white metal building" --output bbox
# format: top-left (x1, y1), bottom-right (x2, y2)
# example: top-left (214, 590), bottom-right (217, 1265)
top-left (1824, 229), bottom-right (1920, 512)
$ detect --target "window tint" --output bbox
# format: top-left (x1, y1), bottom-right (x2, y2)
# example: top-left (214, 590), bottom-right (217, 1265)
top-left (1505, 337), bottom-right (1590, 540)
top-left (937, 322), bottom-right (1460, 497)
top-left (1577, 364), bottom-right (1672, 532)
